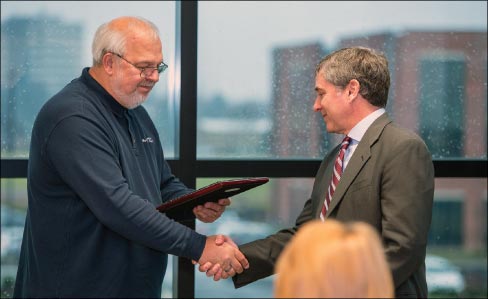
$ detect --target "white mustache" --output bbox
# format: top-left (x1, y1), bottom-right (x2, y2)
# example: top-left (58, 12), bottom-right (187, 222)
top-left (139, 81), bottom-right (155, 87)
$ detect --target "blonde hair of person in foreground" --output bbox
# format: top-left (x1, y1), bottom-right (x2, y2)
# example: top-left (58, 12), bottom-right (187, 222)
top-left (274, 219), bottom-right (394, 298)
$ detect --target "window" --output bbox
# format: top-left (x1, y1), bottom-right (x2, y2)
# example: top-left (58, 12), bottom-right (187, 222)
top-left (195, 178), bottom-right (312, 298)
top-left (419, 55), bottom-right (466, 158)
top-left (0, 2), bottom-right (177, 298)
top-left (197, 1), bottom-right (487, 160)
top-left (196, 1), bottom-right (487, 298)
top-left (1, 1), bottom-right (487, 298)
top-left (1, 1), bottom-right (178, 159)
top-left (429, 198), bottom-right (463, 246)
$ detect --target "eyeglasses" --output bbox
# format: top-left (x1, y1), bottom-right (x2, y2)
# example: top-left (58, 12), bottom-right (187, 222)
top-left (112, 53), bottom-right (168, 78)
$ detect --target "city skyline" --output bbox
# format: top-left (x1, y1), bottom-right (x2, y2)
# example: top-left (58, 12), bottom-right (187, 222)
top-left (1, 1), bottom-right (486, 102)
top-left (0, 4), bottom-right (486, 297)
top-left (1, 13), bottom-right (486, 159)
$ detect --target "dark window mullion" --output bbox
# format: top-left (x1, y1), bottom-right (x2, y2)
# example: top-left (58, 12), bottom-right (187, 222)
top-left (174, 1), bottom-right (198, 298)
top-left (192, 160), bottom-right (488, 178)
top-left (1, 159), bottom-right (486, 179)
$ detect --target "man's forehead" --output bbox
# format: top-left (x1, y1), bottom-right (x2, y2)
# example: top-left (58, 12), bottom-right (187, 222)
top-left (125, 37), bottom-right (162, 58)
top-left (315, 74), bottom-right (328, 84)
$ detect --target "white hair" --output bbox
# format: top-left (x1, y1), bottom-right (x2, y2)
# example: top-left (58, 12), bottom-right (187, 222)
top-left (91, 16), bottom-right (160, 66)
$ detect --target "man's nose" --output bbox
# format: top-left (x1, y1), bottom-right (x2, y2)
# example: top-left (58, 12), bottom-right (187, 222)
top-left (146, 70), bottom-right (160, 82)
top-left (313, 99), bottom-right (321, 112)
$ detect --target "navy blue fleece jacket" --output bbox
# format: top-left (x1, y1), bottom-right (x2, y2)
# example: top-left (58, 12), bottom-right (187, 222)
top-left (14, 68), bottom-right (206, 298)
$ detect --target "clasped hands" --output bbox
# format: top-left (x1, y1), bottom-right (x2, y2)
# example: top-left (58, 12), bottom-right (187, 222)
top-left (195, 234), bottom-right (248, 281)
top-left (191, 198), bottom-right (248, 281)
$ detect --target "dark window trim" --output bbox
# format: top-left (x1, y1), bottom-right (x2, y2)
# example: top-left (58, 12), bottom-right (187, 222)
top-left (171, 2), bottom-right (198, 298)
top-left (194, 159), bottom-right (488, 178)
top-left (1, 159), bottom-right (487, 179)
top-left (1, 2), bottom-right (487, 298)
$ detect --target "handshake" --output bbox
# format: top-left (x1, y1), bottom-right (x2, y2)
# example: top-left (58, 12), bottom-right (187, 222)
top-left (191, 199), bottom-right (248, 281)
top-left (194, 235), bottom-right (248, 281)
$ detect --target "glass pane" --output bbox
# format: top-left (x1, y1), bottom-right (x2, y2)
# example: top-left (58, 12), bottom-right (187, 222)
top-left (197, 1), bottom-right (487, 159)
top-left (1, 1), bottom-right (178, 159)
top-left (195, 177), bottom-right (487, 298)
top-left (427, 178), bottom-right (487, 298)
top-left (1, 178), bottom-right (27, 298)
top-left (195, 178), bottom-right (315, 298)
top-left (1, 2), bottom-right (178, 298)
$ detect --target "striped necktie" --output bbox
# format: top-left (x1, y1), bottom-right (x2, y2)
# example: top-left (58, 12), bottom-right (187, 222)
top-left (320, 136), bottom-right (352, 221)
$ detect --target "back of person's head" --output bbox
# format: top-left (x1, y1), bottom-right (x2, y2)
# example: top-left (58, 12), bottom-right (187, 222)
top-left (315, 46), bottom-right (390, 108)
top-left (274, 220), bottom-right (394, 298)
top-left (91, 16), bottom-right (160, 66)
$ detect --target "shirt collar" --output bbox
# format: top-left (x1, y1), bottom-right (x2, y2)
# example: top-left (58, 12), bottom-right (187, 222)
top-left (348, 108), bottom-right (386, 142)
top-left (81, 67), bottom-right (127, 117)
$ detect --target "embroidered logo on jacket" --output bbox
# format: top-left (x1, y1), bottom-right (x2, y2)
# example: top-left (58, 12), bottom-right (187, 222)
top-left (142, 137), bottom-right (154, 143)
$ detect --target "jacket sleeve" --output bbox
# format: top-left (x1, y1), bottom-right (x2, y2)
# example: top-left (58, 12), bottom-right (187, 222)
top-left (45, 115), bottom-right (206, 261)
top-left (232, 197), bottom-right (314, 288)
top-left (232, 149), bottom-right (336, 288)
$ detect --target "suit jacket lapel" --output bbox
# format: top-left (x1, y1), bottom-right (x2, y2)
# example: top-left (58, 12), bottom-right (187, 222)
top-left (325, 114), bottom-right (392, 217)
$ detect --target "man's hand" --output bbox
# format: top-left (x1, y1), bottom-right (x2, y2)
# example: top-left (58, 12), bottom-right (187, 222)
top-left (193, 198), bottom-right (231, 223)
top-left (197, 235), bottom-right (248, 281)
top-left (195, 235), bottom-right (243, 281)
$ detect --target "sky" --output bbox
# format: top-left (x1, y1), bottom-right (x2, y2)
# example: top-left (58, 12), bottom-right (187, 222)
top-left (1, 1), bottom-right (487, 102)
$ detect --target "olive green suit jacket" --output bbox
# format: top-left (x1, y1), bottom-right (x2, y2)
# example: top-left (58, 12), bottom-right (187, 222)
top-left (233, 114), bottom-right (435, 298)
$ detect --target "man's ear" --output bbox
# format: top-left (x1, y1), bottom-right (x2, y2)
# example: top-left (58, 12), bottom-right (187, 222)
top-left (347, 79), bottom-right (360, 101)
top-left (102, 52), bottom-right (115, 75)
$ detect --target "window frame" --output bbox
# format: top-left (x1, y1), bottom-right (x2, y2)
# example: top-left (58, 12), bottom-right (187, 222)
top-left (1, 2), bottom-right (486, 298)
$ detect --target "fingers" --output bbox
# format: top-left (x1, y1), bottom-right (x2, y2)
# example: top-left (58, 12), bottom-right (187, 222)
top-left (215, 244), bottom-right (248, 274)
top-left (204, 263), bottom-right (236, 280)
top-left (193, 198), bottom-right (232, 223)
top-left (199, 198), bottom-right (231, 213)
top-left (220, 236), bottom-right (248, 272)
top-left (193, 199), bottom-right (230, 223)
top-left (233, 247), bottom-right (249, 271)
top-left (193, 206), bottom-right (218, 223)
top-left (199, 235), bottom-right (249, 277)
top-left (196, 261), bottom-right (241, 281)
top-left (208, 236), bottom-right (232, 269)
top-left (214, 234), bottom-right (238, 248)
top-left (205, 263), bottom-right (221, 277)
top-left (213, 268), bottom-right (223, 281)
top-left (216, 197), bottom-right (231, 207)
top-left (214, 234), bottom-right (225, 246)
top-left (221, 267), bottom-right (235, 279)
top-left (196, 234), bottom-right (242, 281)
top-left (198, 262), bottom-right (213, 272)
top-left (201, 202), bottom-right (225, 215)
top-left (223, 235), bottom-right (238, 248)
top-left (229, 255), bottom-right (244, 274)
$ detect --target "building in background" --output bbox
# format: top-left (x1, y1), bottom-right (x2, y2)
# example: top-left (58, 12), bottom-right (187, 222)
top-left (270, 42), bottom-right (330, 158)
top-left (269, 43), bottom-right (330, 222)
top-left (339, 30), bottom-right (487, 251)
top-left (339, 31), bottom-right (487, 160)
top-left (1, 15), bottom-right (83, 156)
top-left (267, 30), bottom-right (487, 252)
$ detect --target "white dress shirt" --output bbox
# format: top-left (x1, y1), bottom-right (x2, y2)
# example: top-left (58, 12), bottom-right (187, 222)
top-left (343, 108), bottom-right (386, 171)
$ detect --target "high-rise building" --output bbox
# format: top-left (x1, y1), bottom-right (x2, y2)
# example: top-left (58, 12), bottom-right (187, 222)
top-left (269, 43), bottom-right (328, 221)
top-left (1, 15), bottom-right (83, 155)
top-left (267, 31), bottom-right (486, 251)
top-left (339, 31), bottom-right (487, 159)
top-left (270, 42), bottom-right (329, 159)
top-left (339, 31), bottom-right (487, 251)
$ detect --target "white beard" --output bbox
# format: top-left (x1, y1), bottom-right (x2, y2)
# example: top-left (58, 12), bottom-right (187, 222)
top-left (121, 92), bottom-right (147, 110)
top-left (112, 71), bottom-right (152, 109)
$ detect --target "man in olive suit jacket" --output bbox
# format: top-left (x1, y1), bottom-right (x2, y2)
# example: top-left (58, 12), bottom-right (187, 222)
top-left (202, 47), bottom-right (434, 298)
